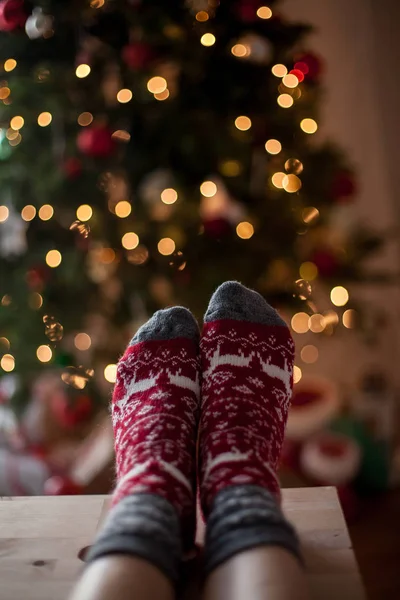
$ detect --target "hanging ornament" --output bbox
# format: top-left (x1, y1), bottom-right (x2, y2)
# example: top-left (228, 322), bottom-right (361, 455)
top-left (331, 170), bottom-right (357, 203)
top-left (122, 41), bottom-right (153, 70)
top-left (0, 204), bottom-right (27, 257)
top-left (236, 33), bottom-right (273, 64)
top-left (294, 52), bottom-right (323, 82)
top-left (0, 0), bottom-right (27, 31)
top-left (77, 124), bottom-right (115, 158)
top-left (25, 7), bottom-right (53, 40)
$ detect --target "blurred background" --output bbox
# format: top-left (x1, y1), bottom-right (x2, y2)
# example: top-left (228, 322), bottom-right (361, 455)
top-left (0, 1), bottom-right (399, 597)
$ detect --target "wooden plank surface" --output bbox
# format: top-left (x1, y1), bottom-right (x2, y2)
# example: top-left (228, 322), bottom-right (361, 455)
top-left (0, 487), bottom-right (365, 600)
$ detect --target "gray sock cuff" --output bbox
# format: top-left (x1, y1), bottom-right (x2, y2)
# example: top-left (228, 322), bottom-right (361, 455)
top-left (86, 494), bottom-right (182, 584)
top-left (204, 485), bottom-right (302, 575)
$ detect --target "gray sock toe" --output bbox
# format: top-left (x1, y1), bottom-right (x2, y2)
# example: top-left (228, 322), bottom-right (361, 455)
top-left (204, 281), bottom-right (286, 327)
top-left (131, 306), bottom-right (199, 344)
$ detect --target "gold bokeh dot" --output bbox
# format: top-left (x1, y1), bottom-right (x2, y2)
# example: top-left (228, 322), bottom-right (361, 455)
top-left (220, 160), bottom-right (241, 177)
top-left (293, 365), bottom-right (302, 384)
top-left (104, 364), bottom-right (117, 383)
top-left (236, 221), bottom-right (254, 239)
top-left (36, 345), bottom-right (52, 363)
top-left (115, 201), bottom-right (132, 218)
top-left (302, 206), bottom-right (319, 224)
top-left (76, 64), bottom-right (91, 78)
top-left (161, 188), bottom-right (178, 204)
top-left (37, 112), bottom-right (52, 127)
top-left (301, 344), bottom-right (319, 364)
top-left (196, 11), bottom-right (209, 21)
top-left (265, 139), bottom-right (282, 155)
top-left (0, 87), bottom-right (10, 99)
top-left (299, 262), bottom-right (318, 281)
top-left (257, 6), bottom-right (272, 19)
top-left (46, 249), bottom-right (62, 268)
top-left (77, 112), bottom-right (93, 126)
top-left (330, 286), bottom-right (349, 307)
top-left (282, 174), bottom-right (302, 193)
top-left (147, 76), bottom-right (167, 94)
top-left (309, 314), bottom-right (325, 333)
top-left (4, 58), bottom-right (17, 72)
top-left (122, 232), bottom-right (139, 250)
top-left (201, 33), bottom-right (216, 46)
top-left (10, 116), bottom-right (24, 130)
top-left (343, 309), bottom-right (356, 329)
top-left (235, 116), bottom-right (252, 131)
top-left (282, 73), bottom-right (299, 88)
top-left (117, 88), bottom-right (133, 103)
top-left (74, 333), bottom-right (92, 351)
top-left (0, 206), bottom-right (9, 223)
top-left (271, 64), bottom-right (287, 77)
top-left (271, 172), bottom-right (286, 189)
top-left (200, 180), bottom-right (217, 197)
top-left (277, 94), bottom-right (294, 108)
top-left (291, 312), bottom-right (309, 334)
top-left (38, 204), bottom-right (54, 221)
top-left (158, 237), bottom-right (176, 256)
top-left (1, 354), bottom-right (15, 372)
top-left (300, 118), bottom-right (318, 134)
top-left (76, 204), bottom-right (93, 222)
top-left (231, 44), bottom-right (248, 58)
top-left (29, 292), bottom-right (43, 310)
top-left (154, 88), bottom-right (170, 101)
top-left (0, 337), bottom-right (10, 350)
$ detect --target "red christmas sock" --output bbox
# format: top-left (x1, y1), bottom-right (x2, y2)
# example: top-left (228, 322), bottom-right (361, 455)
top-left (199, 282), bottom-right (295, 515)
top-left (111, 307), bottom-right (200, 544)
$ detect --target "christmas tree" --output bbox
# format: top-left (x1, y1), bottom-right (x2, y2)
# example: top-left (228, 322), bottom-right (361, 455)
top-left (0, 0), bottom-right (380, 413)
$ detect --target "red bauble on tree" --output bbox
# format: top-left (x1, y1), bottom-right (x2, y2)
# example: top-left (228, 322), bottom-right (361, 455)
top-left (294, 52), bottom-right (323, 82)
top-left (331, 170), bottom-right (357, 203)
top-left (203, 217), bottom-right (232, 239)
top-left (63, 156), bottom-right (82, 179)
top-left (0, 0), bottom-right (27, 31)
top-left (122, 42), bottom-right (153, 70)
top-left (77, 124), bottom-right (115, 158)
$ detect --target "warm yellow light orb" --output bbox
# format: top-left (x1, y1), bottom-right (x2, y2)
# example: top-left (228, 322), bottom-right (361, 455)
top-left (257, 6), bottom-right (272, 19)
top-left (38, 204), bottom-right (54, 221)
top-left (271, 64), bottom-right (287, 77)
top-left (74, 333), bottom-right (92, 351)
top-left (309, 314), bottom-right (325, 333)
top-left (302, 206), bottom-right (320, 224)
top-left (76, 204), bottom-right (93, 222)
top-left (343, 309), bottom-right (356, 329)
top-left (291, 312), bottom-right (309, 334)
top-left (29, 292), bottom-right (43, 310)
top-left (271, 172), bottom-right (286, 189)
top-left (161, 188), bottom-right (178, 204)
top-left (293, 365), bottom-right (302, 383)
top-left (330, 286), bottom-right (349, 307)
top-left (282, 174), bottom-right (302, 193)
top-left (76, 64), bottom-right (91, 78)
top-left (301, 345), bottom-right (319, 364)
top-left (122, 232), bottom-right (140, 250)
top-left (0, 206), bottom-right (9, 223)
top-left (1, 354), bottom-right (15, 372)
top-left (4, 58), bottom-right (17, 72)
top-left (300, 118), bottom-right (318, 134)
top-left (117, 88), bottom-right (133, 103)
top-left (77, 112), bottom-right (93, 126)
top-left (231, 44), bottom-right (248, 57)
top-left (147, 76), bottom-right (167, 94)
top-left (10, 116), bottom-right (24, 130)
top-left (201, 33), bottom-right (216, 46)
top-left (277, 94), bottom-right (294, 108)
top-left (37, 112), bottom-right (52, 127)
top-left (235, 116), bottom-right (252, 131)
top-left (299, 262), bottom-right (318, 281)
top-left (104, 364), bottom-right (117, 383)
top-left (196, 10), bottom-right (209, 21)
top-left (46, 249), bottom-right (62, 268)
top-left (265, 139), bottom-right (282, 155)
top-left (115, 201), bottom-right (132, 218)
top-left (158, 237), bottom-right (176, 256)
top-left (200, 180), bottom-right (217, 197)
top-left (236, 221), bottom-right (254, 239)
top-left (36, 345), bottom-right (52, 363)
top-left (282, 73), bottom-right (299, 88)
top-left (154, 89), bottom-right (170, 101)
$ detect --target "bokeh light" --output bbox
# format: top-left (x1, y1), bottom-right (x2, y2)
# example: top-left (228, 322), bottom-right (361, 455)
top-left (76, 204), bottom-right (92, 222)
top-left (265, 139), bottom-right (282, 154)
top-left (158, 237), bottom-right (176, 255)
top-left (0, 206), bottom-right (9, 223)
top-left (10, 116), bottom-right (24, 130)
top-left (277, 94), bottom-right (293, 108)
top-left (38, 204), bottom-right (54, 220)
top-left (291, 312), bottom-right (309, 334)
top-left (74, 333), bottom-right (92, 351)
top-left (271, 172), bottom-right (285, 189)
top-left (200, 180), bottom-right (217, 197)
top-left (301, 345), bottom-right (319, 364)
top-left (122, 232), bottom-right (139, 250)
top-left (147, 77), bottom-right (167, 94)
top-left (343, 309), bottom-right (356, 329)
top-left (161, 188), bottom-right (178, 204)
top-left (299, 262), bottom-right (318, 281)
top-left (104, 364), bottom-right (117, 383)
top-left (4, 59), bottom-right (17, 72)
top-left (201, 33), bottom-right (216, 46)
top-left (76, 64), bottom-right (91, 78)
top-left (330, 286), bottom-right (349, 307)
top-left (1, 354), bottom-right (15, 372)
top-left (115, 200), bottom-right (132, 218)
top-left (257, 6), bottom-right (272, 19)
top-left (300, 118), bottom-right (318, 134)
top-left (37, 112), bottom-right (52, 127)
top-left (117, 88), bottom-right (133, 103)
top-left (46, 249), bottom-right (62, 268)
top-left (293, 365), bottom-right (302, 383)
top-left (309, 314), bottom-right (325, 333)
top-left (236, 221), bottom-right (254, 239)
top-left (235, 116), bottom-right (252, 131)
top-left (271, 64), bottom-right (287, 77)
top-left (36, 345), bottom-right (52, 363)
top-left (282, 174), bottom-right (302, 193)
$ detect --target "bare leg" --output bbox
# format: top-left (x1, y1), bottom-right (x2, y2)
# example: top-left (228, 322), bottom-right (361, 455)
top-left (203, 546), bottom-right (309, 600)
top-left (70, 555), bottom-right (174, 600)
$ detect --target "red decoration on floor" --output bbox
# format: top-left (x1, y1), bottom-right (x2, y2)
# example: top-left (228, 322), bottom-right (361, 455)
top-left (199, 319), bottom-right (295, 513)
top-left (77, 125), bottom-right (115, 158)
top-left (44, 475), bottom-right (83, 495)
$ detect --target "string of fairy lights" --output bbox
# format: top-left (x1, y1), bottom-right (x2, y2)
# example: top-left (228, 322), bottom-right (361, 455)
top-left (0, 3), bottom-right (354, 386)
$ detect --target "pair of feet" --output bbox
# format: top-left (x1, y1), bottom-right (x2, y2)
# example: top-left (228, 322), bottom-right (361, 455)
top-left (111, 281), bottom-right (295, 551)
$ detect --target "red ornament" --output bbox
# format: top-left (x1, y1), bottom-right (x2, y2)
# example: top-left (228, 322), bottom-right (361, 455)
top-left (63, 157), bottom-right (82, 179)
top-left (0, 0), bottom-right (27, 31)
top-left (77, 124), bottom-right (115, 158)
top-left (294, 52), bottom-right (323, 82)
top-left (44, 475), bottom-right (83, 496)
top-left (311, 249), bottom-right (339, 278)
top-left (52, 393), bottom-right (93, 429)
top-left (331, 170), bottom-right (357, 203)
top-left (235, 0), bottom-right (259, 22)
top-left (26, 265), bottom-right (49, 290)
top-left (289, 68), bottom-right (305, 83)
top-left (122, 42), bottom-right (153, 70)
